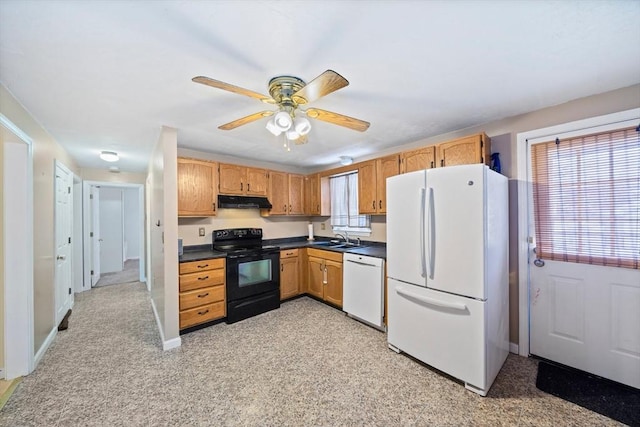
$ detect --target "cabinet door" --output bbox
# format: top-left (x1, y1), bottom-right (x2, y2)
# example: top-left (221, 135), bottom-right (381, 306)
top-left (305, 174), bottom-right (320, 215)
top-left (376, 155), bottom-right (400, 214)
top-left (358, 160), bottom-right (378, 214)
top-left (269, 171), bottom-right (288, 215)
top-left (280, 256), bottom-right (299, 300)
top-left (436, 134), bottom-right (489, 167)
top-left (307, 257), bottom-right (324, 298)
top-left (323, 259), bottom-right (343, 308)
top-left (246, 167), bottom-right (269, 196)
top-left (288, 174), bottom-right (305, 215)
top-left (218, 163), bottom-right (245, 195)
top-left (401, 147), bottom-right (435, 173)
top-left (177, 158), bottom-right (218, 216)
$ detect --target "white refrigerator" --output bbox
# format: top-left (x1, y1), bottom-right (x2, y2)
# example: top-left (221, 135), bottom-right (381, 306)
top-left (386, 164), bottom-right (509, 396)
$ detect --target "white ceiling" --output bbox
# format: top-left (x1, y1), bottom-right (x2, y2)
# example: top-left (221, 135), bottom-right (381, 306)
top-left (1, 1), bottom-right (639, 173)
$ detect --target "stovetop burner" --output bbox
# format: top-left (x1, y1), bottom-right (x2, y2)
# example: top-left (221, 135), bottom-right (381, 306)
top-left (212, 228), bottom-right (279, 254)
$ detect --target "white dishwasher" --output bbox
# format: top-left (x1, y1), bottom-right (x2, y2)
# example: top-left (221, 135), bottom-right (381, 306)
top-left (343, 253), bottom-right (385, 330)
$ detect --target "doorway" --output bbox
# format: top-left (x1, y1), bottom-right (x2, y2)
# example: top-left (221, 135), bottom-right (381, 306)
top-left (1, 115), bottom-right (34, 379)
top-left (82, 181), bottom-right (145, 290)
top-left (517, 108), bottom-right (640, 389)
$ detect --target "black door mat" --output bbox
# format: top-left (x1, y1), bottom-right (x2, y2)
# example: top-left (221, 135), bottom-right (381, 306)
top-left (536, 360), bottom-right (640, 426)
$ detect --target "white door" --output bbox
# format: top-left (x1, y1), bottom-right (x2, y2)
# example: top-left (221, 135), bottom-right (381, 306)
top-left (99, 187), bottom-right (124, 273)
top-left (54, 163), bottom-right (73, 323)
top-left (90, 186), bottom-right (101, 286)
top-left (528, 124), bottom-right (640, 389)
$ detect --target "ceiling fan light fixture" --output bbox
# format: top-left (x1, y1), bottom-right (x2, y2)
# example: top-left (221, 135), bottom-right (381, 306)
top-left (273, 111), bottom-right (292, 132)
top-left (99, 151), bottom-right (119, 162)
top-left (286, 129), bottom-right (300, 141)
top-left (265, 118), bottom-right (282, 136)
top-left (293, 117), bottom-right (311, 136)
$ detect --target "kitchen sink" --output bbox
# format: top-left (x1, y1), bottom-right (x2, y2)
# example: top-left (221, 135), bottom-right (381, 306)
top-left (310, 241), bottom-right (365, 249)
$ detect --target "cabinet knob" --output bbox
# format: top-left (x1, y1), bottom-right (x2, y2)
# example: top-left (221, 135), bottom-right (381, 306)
top-left (197, 276), bottom-right (209, 281)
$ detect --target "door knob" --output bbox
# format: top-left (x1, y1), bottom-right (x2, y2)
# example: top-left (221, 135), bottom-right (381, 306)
top-left (57, 255), bottom-right (66, 260)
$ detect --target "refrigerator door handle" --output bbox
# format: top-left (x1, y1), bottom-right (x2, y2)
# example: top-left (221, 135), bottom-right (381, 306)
top-left (420, 187), bottom-right (427, 278)
top-left (428, 187), bottom-right (435, 279)
top-left (396, 286), bottom-right (467, 311)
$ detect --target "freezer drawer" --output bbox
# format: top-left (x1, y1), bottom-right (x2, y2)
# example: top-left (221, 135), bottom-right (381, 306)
top-left (387, 278), bottom-right (488, 392)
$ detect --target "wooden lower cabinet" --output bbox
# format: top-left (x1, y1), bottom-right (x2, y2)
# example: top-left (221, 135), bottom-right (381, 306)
top-left (280, 249), bottom-right (300, 300)
top-left (307, 248), bottom-right (343, 308)
top-left (179, 258), bottom-right (226, 329)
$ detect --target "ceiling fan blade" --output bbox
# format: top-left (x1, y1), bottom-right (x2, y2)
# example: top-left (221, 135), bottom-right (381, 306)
top-left (292, 70), bottom-right (349, 105)
top-left (219, 111), bottom-right (274, 130)
top-left (193, 76), bottom-right (275, 104)
top-left (304, 108), bottom-right (370, 132)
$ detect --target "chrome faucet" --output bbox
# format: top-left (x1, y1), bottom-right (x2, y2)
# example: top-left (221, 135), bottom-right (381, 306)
top-left (334, 232), bottom-right (350, 244)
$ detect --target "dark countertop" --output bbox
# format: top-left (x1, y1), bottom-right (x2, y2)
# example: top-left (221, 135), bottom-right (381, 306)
top-left (179, 237), bottom-right (386, 263)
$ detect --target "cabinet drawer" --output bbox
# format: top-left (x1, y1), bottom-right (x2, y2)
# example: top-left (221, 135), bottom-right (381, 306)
top-left (179, 301), bottom-right (225, 329)
top-left (179, 258), bottom-right (225, 275)
top-left (179, 268), bottom-right (225, 292)
top-left (179, 285), bottom-right (225, 311)
top-left (280, 248), bottom-right (299, 259)
top-left (307, 248), bottom-right (343, 263)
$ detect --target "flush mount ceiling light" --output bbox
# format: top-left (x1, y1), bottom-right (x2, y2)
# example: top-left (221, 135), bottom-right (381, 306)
top-left (339, 156), bottom-right (354, 166)
top-left (99, 151), bottom-right (119, 162)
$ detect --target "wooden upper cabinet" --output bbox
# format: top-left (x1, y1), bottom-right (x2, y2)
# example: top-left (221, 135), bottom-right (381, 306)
top-left (218, 163), bottom-right (269, 196)
top-left (436, 133), bottom-right (491, 168)
top-left (218, 163), bottom-right (245, 195)
top-left (376, 154), bottom-right (400, 214)
top-left (177, 158), bottom-right (218, 217)
top-left (305, 173), bottom-right (321, 215)
top-left (358, 155), bottom-right (400, 214)
top-left (245, 167), bottom-right (268, 196)
top-left (268, 171), bottom-right (288, 215)
top-left (401, 146), bottom-right (436, 173)
top-left (358, 160), bottom-right (378, 214)
top-left (267, 172), bottom-right (305, 216)
top-left (288, 174), bottom-right (305, 215)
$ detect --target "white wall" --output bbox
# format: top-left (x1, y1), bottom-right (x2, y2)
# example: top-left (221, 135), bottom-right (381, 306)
top-left (99, 187), bottom-right (124, 273)
top-left (148, 126), bottom-right (180, 350)
top-left (123, 188), bottom-right (140, 260)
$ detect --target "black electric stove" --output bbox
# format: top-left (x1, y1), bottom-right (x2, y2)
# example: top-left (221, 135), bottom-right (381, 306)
top-left (212, 228), bottom-right (280, 323)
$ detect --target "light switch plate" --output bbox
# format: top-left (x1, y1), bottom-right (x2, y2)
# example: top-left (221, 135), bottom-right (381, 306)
top-left (198, 227), bottom-right (205, 237)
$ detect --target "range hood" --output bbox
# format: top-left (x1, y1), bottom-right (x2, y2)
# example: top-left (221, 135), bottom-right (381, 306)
top-left (217, 195), bottom-right (272, 209)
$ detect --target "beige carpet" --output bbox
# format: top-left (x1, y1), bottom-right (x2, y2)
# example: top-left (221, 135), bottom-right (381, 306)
top-left (94, 259), bottom-right (139, 287)
top-left (0, 282), bottom-right (622, 426)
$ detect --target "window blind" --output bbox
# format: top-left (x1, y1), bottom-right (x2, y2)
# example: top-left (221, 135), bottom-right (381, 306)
top-left (329, 172), bottom-right (370, 228)
top-left (531, 125), bottom-right (639, 269)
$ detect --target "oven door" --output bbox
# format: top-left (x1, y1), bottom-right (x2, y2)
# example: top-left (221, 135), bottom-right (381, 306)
top-left (226, 250), bottom-right (280, 301)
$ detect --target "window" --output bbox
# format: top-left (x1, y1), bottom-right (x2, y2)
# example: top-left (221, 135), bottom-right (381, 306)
top-left (329, 172), bottom-right (371, 233)
top-left (531, 125), bottom-right (639, 269)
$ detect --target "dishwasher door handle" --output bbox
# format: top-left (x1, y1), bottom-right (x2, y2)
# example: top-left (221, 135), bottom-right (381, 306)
top-left (346, 259), bottom-right (378, 267)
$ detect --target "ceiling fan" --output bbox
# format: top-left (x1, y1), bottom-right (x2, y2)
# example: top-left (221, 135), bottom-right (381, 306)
top-left (192, 70), bottom-right (370, 146)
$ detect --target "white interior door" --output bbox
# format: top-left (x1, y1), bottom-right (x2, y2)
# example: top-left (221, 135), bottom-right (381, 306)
top-left (99, 187), bottom-right (123, 274)
top-left (54, 163), bottom-right (73, 324)
top-left (527, 124), bottom-right (640, 389)
top-left (91, 186), bottom-right (101, 286)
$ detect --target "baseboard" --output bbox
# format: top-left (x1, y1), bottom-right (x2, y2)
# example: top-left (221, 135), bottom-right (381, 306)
top-left (509, 342), bottom-right (519, 354)
top-left (150, 299), bottom-right (182, 351)
top-left (163, 337), bottom-right (181, 351)
top-left (34, 327), bottom-right (57, 368)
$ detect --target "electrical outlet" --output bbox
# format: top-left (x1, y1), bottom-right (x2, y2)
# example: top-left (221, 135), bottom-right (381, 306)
top-left (321, 223), bottom-right (326, 230)
top-left (198, 227), bottom-right (205, 237)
